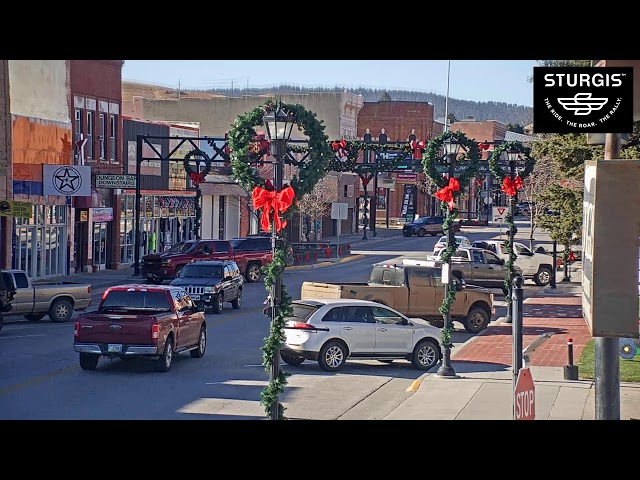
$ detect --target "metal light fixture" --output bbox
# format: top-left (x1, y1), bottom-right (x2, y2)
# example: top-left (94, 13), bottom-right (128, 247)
top-left (507, 146), bottom-right (519, 162)
top-left (263, 102), bottom-right (296, 142)
top-left (443, 138), bottom-right (461, 157)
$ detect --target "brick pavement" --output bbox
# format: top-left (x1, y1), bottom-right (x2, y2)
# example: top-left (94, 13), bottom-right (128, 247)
top-left (452, 294), bottom-right (591, 367)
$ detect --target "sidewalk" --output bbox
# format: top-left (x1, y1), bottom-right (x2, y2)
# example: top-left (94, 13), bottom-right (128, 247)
top-left (387, 278), bottom-right (640, 420)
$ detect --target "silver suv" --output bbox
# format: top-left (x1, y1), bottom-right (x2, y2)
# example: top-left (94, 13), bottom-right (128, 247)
top-left (281, 298), bottom-right (442, 372)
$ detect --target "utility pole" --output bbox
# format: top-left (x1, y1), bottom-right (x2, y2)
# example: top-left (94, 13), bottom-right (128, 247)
top-left (595, 132), bottom-right (622, 420)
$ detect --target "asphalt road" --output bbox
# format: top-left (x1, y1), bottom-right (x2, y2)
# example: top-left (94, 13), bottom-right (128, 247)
top-left (0, 230), bottom-right (545, 420)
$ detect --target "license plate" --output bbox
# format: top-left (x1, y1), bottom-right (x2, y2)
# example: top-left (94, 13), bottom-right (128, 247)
top-left (190, 294), bottom-right (201, 300)
top-left (107, 344), bottom-right (123, 352)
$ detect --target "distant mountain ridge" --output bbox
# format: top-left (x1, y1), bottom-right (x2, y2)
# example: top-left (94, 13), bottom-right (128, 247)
top-left (194, 85), bottom-right (534, 127)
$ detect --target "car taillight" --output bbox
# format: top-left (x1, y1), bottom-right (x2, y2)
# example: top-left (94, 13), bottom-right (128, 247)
top-left (74, 321), bottom-right (79, 337)
top-left (292, 322), bottom-right (317, 330)
top-left (151, 324), bottom-right (160, 339)
top-left (87, 286), bottom-right (91, 294)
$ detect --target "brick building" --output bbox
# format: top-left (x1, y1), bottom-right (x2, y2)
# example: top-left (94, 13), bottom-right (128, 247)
top-left (70, 60), bottom-right (124, 272)
top-left (356, 100), bottom-right (444, 226)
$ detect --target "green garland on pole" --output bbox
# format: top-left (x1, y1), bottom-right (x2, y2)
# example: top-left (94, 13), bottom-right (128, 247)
top-left (488, 141), bottom-right (536, 307)
top-left (227, 99), bottom-right (331, 419)
top-left (422, 130), bottom-right (481, 346)
top-left (183, 148), bottom-right (212, 239)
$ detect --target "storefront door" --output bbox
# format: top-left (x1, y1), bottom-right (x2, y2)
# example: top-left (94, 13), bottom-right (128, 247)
top-left (93, 222), bottom-right (107, 270)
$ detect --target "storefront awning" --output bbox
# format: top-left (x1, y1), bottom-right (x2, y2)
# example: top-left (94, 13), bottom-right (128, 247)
top-left (200, 182), bottom-right (247, 197)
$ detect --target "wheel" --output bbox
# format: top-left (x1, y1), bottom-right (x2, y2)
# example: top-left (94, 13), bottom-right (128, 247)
top-left (463, 306), bottom-right (490, 334)
top-left (412, 339), bottom-right (440, 371)
top-left (155, 336), bottom-right (174, 372)
top-left (212, 294), bottom-right (223, 314)
top-left (281, 351), bottom-right (305, 366)
top-left (417, 228), bottom-right (426, 237)
top-left (190, 326), bottom-right (207, 358)
top-left (378, 359), bottom-right (394, 364)
top-left (245, 263), bottom-right (261, 283)
top-left (49, 298), bottom-right (73, 323)
top-left (318, 340), bottom-right (347, 372)
top-left (25, 313), bottom-right (46, 322)
top-left (431, 232), bottom-right (439, 236)
top-left (79, 352), bottom-right (99, 371)
top-left (231, 289), bottom-right (242, 309)
top-left (403, 232), bottom-right (411, 237)
top-left (534, 267), bottom-right (552, 286)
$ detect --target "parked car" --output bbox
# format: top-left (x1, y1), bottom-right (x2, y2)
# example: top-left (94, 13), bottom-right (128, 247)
top-left (0, 269), bottom-right (17, 332)
top-left (73, 284), bottom-right (206, 372)
top-left (230, 236), bottom-right (294, 283)
top-left (301, 262), bottom-right (494, 333)
top-left (280, 298), bottom-right (442, 372)
top-left (471, 240), bottom-right (555, 286)
top-left (170, 260), bottom-right (243, 313)
top-left (142, 239), bottom-right (235, 284)
top-left (403, 216), bottom-right (460, 237)
top-left (0, 269), bottom-right (92, 323)
top-left (433, 235), bottom-right (471, 255)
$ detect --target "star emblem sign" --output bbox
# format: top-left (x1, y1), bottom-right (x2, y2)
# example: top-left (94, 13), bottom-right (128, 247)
top-left (53, 166), bottom-right (82, 194)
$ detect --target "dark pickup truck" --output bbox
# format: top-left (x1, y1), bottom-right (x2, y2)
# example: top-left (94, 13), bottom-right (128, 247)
top-left (73, 284), bottom-right (207, 372)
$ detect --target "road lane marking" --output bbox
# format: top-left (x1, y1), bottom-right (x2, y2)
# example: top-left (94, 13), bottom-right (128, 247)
top-left (0, 334), bottom-right (46, 340)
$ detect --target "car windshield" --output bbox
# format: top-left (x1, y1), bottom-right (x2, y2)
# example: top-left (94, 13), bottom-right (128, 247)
top-left (290, 303), bottom-right (319, 321)
top-left (437, 236), bottom-right (446, 243)
top-left (369, 266), bottom-right (405, 286)
top-left (178, 264), bottom-right (223, 278)
top-left (100, 290), bottom-right (172, 312)
top-left (166, 242), bottom-right (195, 254)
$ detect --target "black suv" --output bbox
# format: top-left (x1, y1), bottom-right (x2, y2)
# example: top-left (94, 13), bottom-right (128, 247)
top-left (170, 260), bottom-right (243, 314)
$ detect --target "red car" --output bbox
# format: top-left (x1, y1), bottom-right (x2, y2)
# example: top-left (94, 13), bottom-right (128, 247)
top-left (73, 285), bottom-right (206, 372)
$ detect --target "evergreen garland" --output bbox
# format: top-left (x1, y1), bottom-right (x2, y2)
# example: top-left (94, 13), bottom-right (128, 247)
top-left (487, 141), bottom-right (536, 308)
top-left (227, 99), bottom-right (331, 419)
top-left (183, 148), bottom-right (212, 239)
top-left (421, 130), bottom-right (480, 348)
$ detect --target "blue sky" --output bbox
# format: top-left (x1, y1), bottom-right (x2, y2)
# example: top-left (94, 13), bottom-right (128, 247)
top-left (122, 60), bottom-right (538, 107)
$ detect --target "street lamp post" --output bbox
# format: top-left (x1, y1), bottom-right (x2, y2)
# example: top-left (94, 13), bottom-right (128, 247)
top-left (263, 102), bottom-right (295, 420)
top-left (436, 137), bottom-right (460, 378)
top-left (504, 146), bottom-right (520, 324)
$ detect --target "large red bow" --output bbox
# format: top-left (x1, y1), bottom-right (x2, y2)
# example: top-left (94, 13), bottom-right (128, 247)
top-left (410, 139), bottom-right (427, 160)
top-left (190, 171), bottom-right (206, 187)
top-left (332, 139), bottom-right (349, 161)
top-left (435, 177), bottom-right (461, 210)
top-left (252, 185), bottom-right (295, 232)
top-left (501, 175), bottom-right (523, 197)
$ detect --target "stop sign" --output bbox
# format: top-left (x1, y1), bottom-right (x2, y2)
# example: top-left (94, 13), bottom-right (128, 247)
top-left (514, 368), bottom-right (535, 420)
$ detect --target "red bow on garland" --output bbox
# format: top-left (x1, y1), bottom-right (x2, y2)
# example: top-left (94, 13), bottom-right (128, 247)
top-left (478, 142), bottom-right (491, 151)
top-left (250, 131), bottom-right (271, 155)
top-left (190, 171), bottom-right (206, 187)
top-left (435, 177), bottom-right (461, 210)
top-left (501, 175), bottom-right (523, 197)
top-left (332, 139), bottom-right (349, 161)
top-left (251, 183), bottom-right (296, 232)
top-left (410, 139), bottom-right (427, 160)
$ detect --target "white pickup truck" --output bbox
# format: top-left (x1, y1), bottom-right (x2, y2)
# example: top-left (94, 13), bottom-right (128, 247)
top-left (471, 240), bottom-right (555, 286)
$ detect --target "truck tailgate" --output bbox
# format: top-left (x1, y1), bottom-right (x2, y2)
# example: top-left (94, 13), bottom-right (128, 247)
top-left (301, 282), bottom-right (346, 299)
top-left (76, 314), bottom-right (161, 344)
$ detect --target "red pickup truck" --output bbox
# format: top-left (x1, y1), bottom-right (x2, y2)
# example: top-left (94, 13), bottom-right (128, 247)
top-left (73, 285), bottom-right (206, 372)
top-left (142, 239), bottom-right (237, 284)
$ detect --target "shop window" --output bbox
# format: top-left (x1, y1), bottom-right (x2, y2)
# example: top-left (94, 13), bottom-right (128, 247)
top-left (86, 111), bottom-right (94, 159)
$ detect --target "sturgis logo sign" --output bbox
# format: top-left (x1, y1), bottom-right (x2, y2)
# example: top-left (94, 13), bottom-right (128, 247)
top-left (533, 66), bottom-right (633, 133)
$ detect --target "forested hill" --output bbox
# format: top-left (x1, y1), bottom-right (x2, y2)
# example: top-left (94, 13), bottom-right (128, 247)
top-left (198, 85), bottom-right (533, 126)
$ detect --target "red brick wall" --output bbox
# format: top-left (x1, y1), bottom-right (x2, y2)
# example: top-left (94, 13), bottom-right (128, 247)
top-left (70, 60), bottom-right (122, 101)
top-left (357, 101), bottom-right (436, 141)
top-left (449, 120), bottom-right (507, 158)
top-left (240, 195), bottom-right (250, 237)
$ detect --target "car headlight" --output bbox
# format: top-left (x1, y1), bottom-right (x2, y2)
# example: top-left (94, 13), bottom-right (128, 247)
top-left (204, 287), bottom-right (214, 293)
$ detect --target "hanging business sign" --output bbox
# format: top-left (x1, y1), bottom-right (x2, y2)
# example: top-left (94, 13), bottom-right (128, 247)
top-left (95, 174), bottom-right (136, 189)
top-left (43, 165), bottom-right (91, 196)
top-left (0, 200), bottom-right (33, 218)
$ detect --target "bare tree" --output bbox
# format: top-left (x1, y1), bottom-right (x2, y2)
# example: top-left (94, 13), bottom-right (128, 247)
top-left (297, 176), bottom-right (339, 241)
top-left (520, 158), bottom-right (559, 250)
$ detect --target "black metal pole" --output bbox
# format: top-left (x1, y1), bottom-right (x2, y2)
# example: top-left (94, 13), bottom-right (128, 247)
top-left (436, 154), bottom-right (456, 377)
top-left (562, 247), bottom-right (571, 282)
top-left (385, 188), bottom-right (390, 228)
top-left (133, 135), bottom-right (142, 276)
top-left (372, 173), bottom-right (378, 236)
top-left (512, 275), bottom-right (524, 399)
top-left (362, 177), bottom-right (368, 241)
top-left (551, 240), bottom-right (557, 289)
top-left (270, 138), bottom-right (285, 421)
